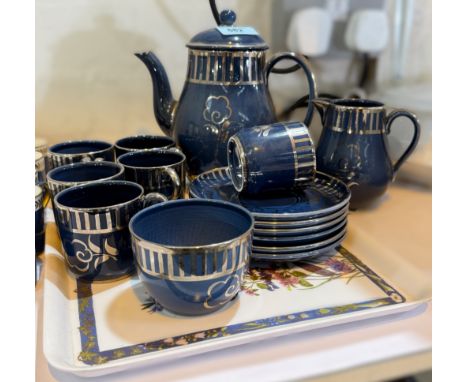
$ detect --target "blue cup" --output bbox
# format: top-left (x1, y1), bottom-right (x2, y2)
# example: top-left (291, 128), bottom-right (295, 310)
top-left (118, 148), bottom-right (186, 200)
top-left (47, 161), bottom-right (125, 200)
top-left (35, 185), bottom-right (45, 256)
top-left (48, 140), bottom-right (115, 170)
top-left (227, 122), bottom-right (316, 195)
top-left (115, 135), bottom-right (176, 157)
top-left (54, 181), bottom-right (167, 281)
top-left (130, 199), bottom-right (254, 316)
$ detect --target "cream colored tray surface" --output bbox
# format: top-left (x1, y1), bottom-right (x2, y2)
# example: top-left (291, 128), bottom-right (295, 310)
top-left (42, 219), bottom-right (431, 377)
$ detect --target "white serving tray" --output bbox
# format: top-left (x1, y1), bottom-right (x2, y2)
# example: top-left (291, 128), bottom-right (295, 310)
top-left (42, 220), bottom-right (431, 378)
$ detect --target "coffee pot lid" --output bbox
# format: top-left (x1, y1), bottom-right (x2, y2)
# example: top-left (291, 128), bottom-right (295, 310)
top-left (186, 9), bottom-right (269, 51)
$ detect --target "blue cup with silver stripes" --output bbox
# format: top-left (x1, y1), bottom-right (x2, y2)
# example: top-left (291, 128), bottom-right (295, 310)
top-left (48, 140), bottom-right (115, 170)
top-left (117, 148), bottom-right (186, 200)
top-left (129, 199), bottom-right (254, 316)
top-left (227, 122), bottom-right (316, 195)
top-left (47, 161), bottom-right (125, 200)
top-left (54, 181), bottom-right (167, 281)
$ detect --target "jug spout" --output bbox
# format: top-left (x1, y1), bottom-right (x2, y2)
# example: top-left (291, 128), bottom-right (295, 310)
top-left (312, 98), bottom-right (331, 123)
top-left (135, 51), bottom-right (177, 136)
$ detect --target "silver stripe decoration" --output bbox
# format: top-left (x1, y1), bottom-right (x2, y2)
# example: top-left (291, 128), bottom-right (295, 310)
top-left (135, 246), bottom-right (141, 267)
top-left (133, 235), bottom-right (251, 282)
top-left (205, 54), bottom-right (210, 81)
top-left (239, 54), bottom-right (244, 82)
top-left (55, 200), bottom-right (140, 233)
top-left (137, 247), bottom-right (143, 269)
top-left (187, 50), bottom-right (265, 85)
top-left (95, 214), bottom-right (101, 230)
top-left (105, 212), bottom-right (112, 229)
top-left (213, 54), bottom-right (219, 81)
top-left (221, 249), bottom-right (228, 272)
top-left (47, 181), bottom-right (67, 198)
top-left (158, 253), bottom-right (164, 276)
top-left (166, 253), bottom-right (173, 276)
top-left (76, 211), bottom-right (82, 230)
top-left (148, 248), bottom-right (155, 273)
top-left (329, 108), bottom-right (386, 134)
top-left (231, 242), bottom-right (239, 272)
top-left (285, 122), bottom-right (316, 184)
top-left (49, 154), bottom-right (73, 170)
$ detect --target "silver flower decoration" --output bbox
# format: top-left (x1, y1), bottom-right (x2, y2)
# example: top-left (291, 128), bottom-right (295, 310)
top-left (69, 236), bottom-right (118, 272)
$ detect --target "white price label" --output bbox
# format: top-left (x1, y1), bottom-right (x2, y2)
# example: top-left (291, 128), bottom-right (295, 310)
top-left (216, 26), bottom-right (258, 36)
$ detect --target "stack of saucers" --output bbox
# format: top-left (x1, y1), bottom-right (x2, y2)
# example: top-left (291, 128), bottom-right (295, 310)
top-left (189, 168), bottom-right (350, 261)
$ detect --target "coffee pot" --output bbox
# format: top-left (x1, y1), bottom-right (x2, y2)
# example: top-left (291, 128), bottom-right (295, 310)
top-left (313, 98), bottom-right (421, 209)
top-left (136, 8), bottom-right (317, 175)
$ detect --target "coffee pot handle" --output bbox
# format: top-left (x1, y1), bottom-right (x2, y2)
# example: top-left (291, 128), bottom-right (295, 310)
top-left (265, 53), bottom-right (317, 127)
top-left (384, 110), bottom-right (421, 174)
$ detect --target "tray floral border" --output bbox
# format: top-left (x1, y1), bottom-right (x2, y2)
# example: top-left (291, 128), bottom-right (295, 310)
top-left (76, 246), bottom-right (405, 365)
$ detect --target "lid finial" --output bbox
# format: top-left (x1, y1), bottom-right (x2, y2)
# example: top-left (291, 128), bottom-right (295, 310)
top-left (220, 9), bottom-right (236, 26)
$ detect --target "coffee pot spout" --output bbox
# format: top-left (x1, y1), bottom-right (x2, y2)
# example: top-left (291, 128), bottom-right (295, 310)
top-left (312, 98), bottom-right (331, 123)
top-left (135, 51), bottom-right (177, 136)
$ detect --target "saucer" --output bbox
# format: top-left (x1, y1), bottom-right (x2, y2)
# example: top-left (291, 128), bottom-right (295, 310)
top-left (252, 228), bottom-right (347, 254)
top-left (189, 168), bottom-right (350, 220)
top-left (254, 210), bottom-right (347, 236)
top-left (253, 220), bottom-right (347, 245)
top-left (251, 232), bottom-right (346, 261)
top-left (253, 204), bottom-right (349, 228)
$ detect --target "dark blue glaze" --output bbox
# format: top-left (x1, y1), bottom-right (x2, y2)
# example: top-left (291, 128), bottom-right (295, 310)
top-left (117, 149), bottom-right (186, 200)
top-left (48, 140), bottom-right (115, 170)
top-left (189, 168), bottom-right (350, 219)
top-left (227, 122), bottom-right (315, 194)
top-left (54, 181), bottom-right (165, 281)
top-left (136, 27), bottom-right (316, 175)
top-left (174, 82), bottom-right (275, 174)
top-left (219, 10), bottom-right (236, 27)
top-left (313, 99), bottom-right (421, 209)
top-left (129, 199), bottom-right (254, 316)
top-left (115, 135), bottom-right (176, 158)
top-left (136, 266), bottom-right (244, 316)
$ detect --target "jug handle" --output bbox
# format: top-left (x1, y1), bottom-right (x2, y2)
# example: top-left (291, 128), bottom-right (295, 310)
top-left (384, 109), bottom-right (421, 174)
top-left (265, 52), bottom-right (317, 127)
